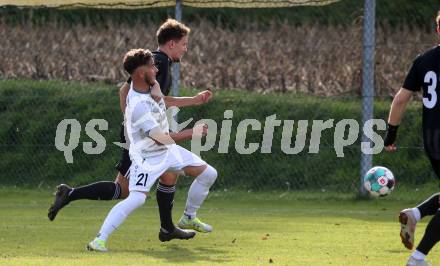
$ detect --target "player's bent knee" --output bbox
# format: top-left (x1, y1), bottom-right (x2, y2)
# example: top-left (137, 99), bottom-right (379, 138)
top-left (197, 165), bottom-right (218, 187)
top-left (127, 191), bottom-right (147, 207)
top-left (159, 172), bottom-right (178, 186)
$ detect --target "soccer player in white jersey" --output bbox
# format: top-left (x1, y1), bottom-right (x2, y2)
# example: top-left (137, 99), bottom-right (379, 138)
top-left (87, 48), bottom-right (218, 252)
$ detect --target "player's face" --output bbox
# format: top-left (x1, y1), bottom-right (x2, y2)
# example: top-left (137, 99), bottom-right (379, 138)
top-left (138, 59), bottom-right (158, 85)
top-left (170, 35), bottom-right (188, 61)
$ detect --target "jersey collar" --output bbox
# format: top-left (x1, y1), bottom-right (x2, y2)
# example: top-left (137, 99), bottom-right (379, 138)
top-left (156, 49), bottom-right (177, 64)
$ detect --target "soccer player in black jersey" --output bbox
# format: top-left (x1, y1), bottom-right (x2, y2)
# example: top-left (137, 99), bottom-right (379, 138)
top-left (384, 11), bottom-right (440, 266)
top-left (48, 19), bottom-right (213, 241)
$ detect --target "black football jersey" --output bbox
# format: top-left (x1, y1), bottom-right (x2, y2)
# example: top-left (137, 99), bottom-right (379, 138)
top-left (403, 45), bottom-right (440, 158)
top-left (152, 50), bottom-right (173, 96)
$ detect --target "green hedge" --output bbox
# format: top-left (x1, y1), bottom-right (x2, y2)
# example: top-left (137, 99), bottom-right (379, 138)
top-left (0, 79), bottom-right (433, 191)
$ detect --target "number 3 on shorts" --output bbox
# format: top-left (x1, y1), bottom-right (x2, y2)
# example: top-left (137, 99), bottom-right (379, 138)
top-left (136, 173), bottom-right (149, 187)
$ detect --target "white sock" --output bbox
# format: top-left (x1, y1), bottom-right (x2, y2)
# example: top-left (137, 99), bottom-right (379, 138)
top-left (412, 249), bottom-right (426, 260)
top-left (96, 191), bottom-right (146, 241)
top-left (412, 207), bottom-right (422, 222)
top-left (184, 165), bottom-right (218, 218)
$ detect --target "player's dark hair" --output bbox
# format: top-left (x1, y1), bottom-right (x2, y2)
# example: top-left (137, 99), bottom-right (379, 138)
top-left (156, 19), bottom-right (190, 45)
top-left (123, 48), bottom-right (153, 75)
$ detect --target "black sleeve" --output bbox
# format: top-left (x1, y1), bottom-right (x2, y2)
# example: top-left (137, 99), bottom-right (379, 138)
top-left (126, 77), bottom-right (132, 84)
top-left (402, 56), bottom-right (422, 92)
top-left (155, 58), bottom-right (169, 94)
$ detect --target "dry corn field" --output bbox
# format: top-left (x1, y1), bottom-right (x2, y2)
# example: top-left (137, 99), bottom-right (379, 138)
top-left (0, 20), bottom-right (437, 96)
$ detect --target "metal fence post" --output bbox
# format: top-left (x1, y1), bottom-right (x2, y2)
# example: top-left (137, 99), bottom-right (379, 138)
top-left (360, 0), bottom-right (375, 196)
top-left (172, 0), bottom-right (182, 98)
top-left (170, 0), bottom-right (182, 132)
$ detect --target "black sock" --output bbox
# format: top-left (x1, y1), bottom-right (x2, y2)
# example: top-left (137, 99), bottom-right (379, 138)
top-left (417, 210), bottom-right (440, 255)
top-left (417, 193), bottom-right (440, 218)
top-left (68, 181), bottom-right (121, 201)
top-left (156, 182), bottom-right (176, 232)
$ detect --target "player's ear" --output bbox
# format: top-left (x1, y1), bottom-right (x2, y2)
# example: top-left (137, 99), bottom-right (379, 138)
top-left (437, 26), bottom-right (440, 34)
top-left (169, 39), bottom-right (175, 49)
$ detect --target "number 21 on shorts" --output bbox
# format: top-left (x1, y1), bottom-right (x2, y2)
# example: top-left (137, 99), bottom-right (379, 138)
top-left (136, 173), bottom-right (149, 187)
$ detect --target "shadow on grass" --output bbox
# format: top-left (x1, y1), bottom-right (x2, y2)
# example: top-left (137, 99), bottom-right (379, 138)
top-left (114, 243), bottom-right (232, 264)
top-left (386, 249), bottom-right (407, 254)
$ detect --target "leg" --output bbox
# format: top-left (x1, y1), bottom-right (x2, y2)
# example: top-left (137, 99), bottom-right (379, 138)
top-left (400, 156), bottom-right (440, 250)
top-left (415, 193), bottom-right (440, 218)
top-left (159, 172), bottom-right (179, 186)
top-left (156, 172), bottom-right (197, 242)
top-left (47, 172), bottom-right (126, 221)
top-left (48, 144), bottom-right (131, 221)
top-left (87, 156), bottom-right (195, 250)
top-left (156, 172), bottom-right (178, 233)
top-left (416, 211), bottom-right (440, 254)
top-left (183, 164), bottom-right (209, 218)
top-left (404, 156), bottom-right (440, 265)
top-left (405, 211), bottom-right (440, 266)
top-left (178, 164), bottom-right (218, 232)
top-left (161, 145), bottom-right (218, 232)
top-left (69, 180), bottom-right (122, 201)
top-left (115, 172), bottom-right (129, 199)
top-left (67, 171), bottom-right (129, 202)
top-left (415, 156), bottom-right (440, 219)
top-left (399, 192), bottom-right (440, 250)
top-left (87, 190), bottom-right (147, 252)
top-left (69, 135), bottom-right (132, 201)
top-left (96, 190), bottom-right (147, 241)
top-left (87, 160), bottom-right (150, 252)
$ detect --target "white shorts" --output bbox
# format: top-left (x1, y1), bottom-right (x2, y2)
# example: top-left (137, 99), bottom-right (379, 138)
top-left (128, 144), bottom-right (206, 192)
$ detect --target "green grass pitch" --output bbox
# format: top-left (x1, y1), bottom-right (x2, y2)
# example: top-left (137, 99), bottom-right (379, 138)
top-left (1, 188), bottom-right (440, 266)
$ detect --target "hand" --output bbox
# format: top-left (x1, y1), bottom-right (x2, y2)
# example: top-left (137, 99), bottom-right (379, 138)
top-left (192, 123), bottom-right (208, 138)
top-left (151, 80), bottom-right (160, 90)
top-left (194, 90), bottom-right (213, 105)
top-left (383, 124), bottom-right (399, 153)
top-left (150, 80), bottom-right (163, 100)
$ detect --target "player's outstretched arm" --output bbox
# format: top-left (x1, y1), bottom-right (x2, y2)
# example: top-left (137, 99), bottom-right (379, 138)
top-left (384, 88), bottom-right (413, 152)
top-left (164, 90), bottom-right (212, 108)
top-left (150, 124), bottom-right (208, 145)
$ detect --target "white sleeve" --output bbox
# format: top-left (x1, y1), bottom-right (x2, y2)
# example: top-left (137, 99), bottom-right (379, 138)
top-left (131, 101), bottom-right (159, 134)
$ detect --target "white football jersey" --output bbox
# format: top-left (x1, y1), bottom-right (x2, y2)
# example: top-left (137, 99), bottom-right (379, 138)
top-left (125, 82), bottom-right (170, 161)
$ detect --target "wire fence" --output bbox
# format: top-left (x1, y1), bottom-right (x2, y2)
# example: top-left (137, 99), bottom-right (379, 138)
top-left (0, 1), bottom-right (439, 194)
top-left (0, 81), bottom-right (434, 193)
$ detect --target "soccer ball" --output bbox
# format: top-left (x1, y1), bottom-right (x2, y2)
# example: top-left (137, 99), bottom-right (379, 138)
top-left (363, 166), bottom-right (395, 197)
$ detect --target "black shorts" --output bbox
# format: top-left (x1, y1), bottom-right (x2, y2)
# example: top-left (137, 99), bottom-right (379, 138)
top-left (115, 123), bottom-right (132, 177)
